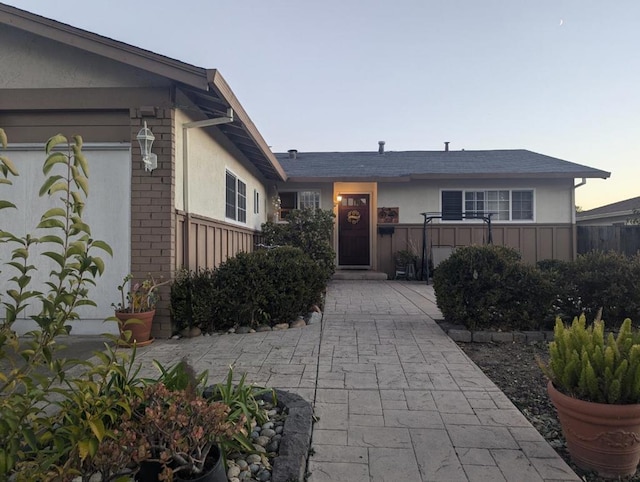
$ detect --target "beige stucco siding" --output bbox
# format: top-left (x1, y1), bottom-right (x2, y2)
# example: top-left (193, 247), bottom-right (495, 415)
top-left (0, 24), bottom-right (170, 89)
top-left (175, 109), bottom-right (268, 231)
top-left (378, 178), bottom-right (573, 224)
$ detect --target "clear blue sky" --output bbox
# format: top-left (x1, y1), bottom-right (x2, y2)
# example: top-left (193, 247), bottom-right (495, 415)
top-left (4, 0), bottom-right (639, 209)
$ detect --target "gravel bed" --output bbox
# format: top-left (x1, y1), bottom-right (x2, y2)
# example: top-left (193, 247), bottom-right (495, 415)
top-left (226, 401), bottom-right (284, 482)
top-left (458, 341), bottom-right (640, 482)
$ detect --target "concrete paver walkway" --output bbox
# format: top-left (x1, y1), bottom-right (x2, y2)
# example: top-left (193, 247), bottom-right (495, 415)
top-left (133, 280), bottom-right (579, 482)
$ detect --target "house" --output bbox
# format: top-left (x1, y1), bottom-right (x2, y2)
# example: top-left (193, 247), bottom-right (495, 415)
top-left (577, 196), bottom-right (640, 226)
top-left (0, 3), bottom-right (285, 337)
top-left (275, 144), bottom-right (610, 277)
top-left (0, 4), bottom-right (612, 337)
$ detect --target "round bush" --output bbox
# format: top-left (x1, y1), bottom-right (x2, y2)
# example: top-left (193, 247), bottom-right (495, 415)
top-left (433, 245), bottom-right (554, 331)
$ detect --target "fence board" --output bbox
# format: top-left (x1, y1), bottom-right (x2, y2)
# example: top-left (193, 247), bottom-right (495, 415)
top-left (577, 225), bottom-right (640, 256)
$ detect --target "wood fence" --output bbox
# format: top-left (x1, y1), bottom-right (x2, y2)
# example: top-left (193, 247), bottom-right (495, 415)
top-left (577, 225), bottom-right (640, 257)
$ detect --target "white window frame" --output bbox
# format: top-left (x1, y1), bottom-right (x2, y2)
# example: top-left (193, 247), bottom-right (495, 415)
top-left (278, 190), bottom-right (321, 220)
top-left (440, 188), bottom-right (535, 223)
top-left (225, 169), bottom-right (247, 224)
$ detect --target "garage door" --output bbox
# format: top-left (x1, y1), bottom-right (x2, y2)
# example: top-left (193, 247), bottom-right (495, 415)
top-left (0, 143), bottom-right (131, 335)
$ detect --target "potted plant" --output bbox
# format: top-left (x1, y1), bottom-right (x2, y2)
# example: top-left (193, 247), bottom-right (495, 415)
top-left (394, 249), bottom-right (418, 280)
top-left (540, 313), bottom-right (640, 478)
top-left (130, 381), bottom-right (244, 482)
top-left (114, 274), bottom-right (170, 346)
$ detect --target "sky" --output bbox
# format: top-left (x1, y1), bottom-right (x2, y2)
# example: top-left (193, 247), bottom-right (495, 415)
top-left (4, 0), bottom-right (639, 210)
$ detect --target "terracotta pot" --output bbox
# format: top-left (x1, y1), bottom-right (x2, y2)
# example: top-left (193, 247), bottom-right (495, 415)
top-left (115, 309), bottom-right (155, 345)
top-left (547, 381), bottom-right (640, 478)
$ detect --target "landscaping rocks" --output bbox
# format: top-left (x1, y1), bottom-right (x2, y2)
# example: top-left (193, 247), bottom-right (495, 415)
top-left (225, 389), bottom-right (313, 482)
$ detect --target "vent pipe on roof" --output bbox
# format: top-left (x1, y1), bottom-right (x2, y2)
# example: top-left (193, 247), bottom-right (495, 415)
top-left (287, 149), bottom-right (298, 160)
top-left (444, 141), bottom-right (450, 152)
top-left (378, 141), bottom-right (385, 154)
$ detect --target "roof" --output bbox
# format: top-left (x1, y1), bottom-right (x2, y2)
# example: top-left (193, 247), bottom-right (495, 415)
top-left (0, 2), bottom-right (286, 181)
top-left (275, 149), bottom-right (611, 182)
top-left (577, 196), bottom-right (640, 220)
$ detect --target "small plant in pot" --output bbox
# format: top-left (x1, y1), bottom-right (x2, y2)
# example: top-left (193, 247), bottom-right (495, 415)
top-left (539, 312), bottom-right (640, 478)
top-left (114, 274), bottom-right (169, 346)
top-left (130, 382), bottom-right (245, 481)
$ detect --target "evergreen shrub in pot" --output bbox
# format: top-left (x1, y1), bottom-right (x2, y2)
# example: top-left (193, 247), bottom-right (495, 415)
top-left (540, 313), bottom-right (640, 478)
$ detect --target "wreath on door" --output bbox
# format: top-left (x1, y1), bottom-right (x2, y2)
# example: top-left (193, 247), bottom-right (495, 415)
top-left (347, 210), bottom-right (361, 224)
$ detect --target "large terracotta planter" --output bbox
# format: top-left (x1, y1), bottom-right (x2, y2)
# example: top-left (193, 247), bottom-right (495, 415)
top-left (547, 381), bottom-right (640, 478)
top-left (115, 309), bottom-right (155, 346)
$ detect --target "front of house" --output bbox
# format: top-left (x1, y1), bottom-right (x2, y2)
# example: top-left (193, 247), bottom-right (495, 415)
top-left (0, 3), bottom-right (611, 337)
top-left (276, 146), bottom-right (610, 277)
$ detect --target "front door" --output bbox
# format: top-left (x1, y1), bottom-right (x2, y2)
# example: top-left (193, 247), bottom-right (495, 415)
top-left (338, 194), bottom-right (370, 266)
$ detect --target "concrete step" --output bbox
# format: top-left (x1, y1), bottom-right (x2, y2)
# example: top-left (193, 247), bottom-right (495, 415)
top-left (332, 270), bottom-right (388, 280)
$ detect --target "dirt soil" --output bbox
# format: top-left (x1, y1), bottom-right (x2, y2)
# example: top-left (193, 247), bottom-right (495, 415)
top-left (458, 341), bottom-right (640, 482)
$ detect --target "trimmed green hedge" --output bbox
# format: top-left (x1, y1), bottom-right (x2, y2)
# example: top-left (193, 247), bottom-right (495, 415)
top-left (539, 251), bottom-right (640, 326)
top-left (433, 245), bottom-right (554, 331)
top-left (170, 246), bottom-right (326, 333)
top-left (436, 247), bottom-right (640, 331)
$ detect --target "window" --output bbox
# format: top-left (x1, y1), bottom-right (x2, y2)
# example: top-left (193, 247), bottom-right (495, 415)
top-left (441, 189), bottom-right (533, 221)
top-left (279, 190), bottom-right (320, 220)
top-left (225, 170), bottom-right (247, 223)
top-left (512, 190), bottom-right (533, 220)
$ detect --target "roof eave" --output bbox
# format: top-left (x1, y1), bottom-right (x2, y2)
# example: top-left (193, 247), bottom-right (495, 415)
top-left (207, 70), bottom-right (286, 182)
top-left (577, 209), bottom-right (634, 220)
top-left (285, 171), bottom-right (611, 182)
top-left (0, 3), bottom-right (209, 90)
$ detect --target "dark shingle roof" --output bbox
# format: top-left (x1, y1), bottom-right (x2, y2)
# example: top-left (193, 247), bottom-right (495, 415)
top-left (577, 196), bottom-right (640, 218)
top-left (275, 149), bottom-right (610, 182)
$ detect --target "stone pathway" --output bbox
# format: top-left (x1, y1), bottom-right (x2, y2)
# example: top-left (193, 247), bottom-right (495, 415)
top-left (133, 280), bottom-right (579, 482)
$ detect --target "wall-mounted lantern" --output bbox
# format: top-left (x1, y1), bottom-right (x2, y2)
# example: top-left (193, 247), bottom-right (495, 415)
top-left (136, 121), bottom-right (157, 172)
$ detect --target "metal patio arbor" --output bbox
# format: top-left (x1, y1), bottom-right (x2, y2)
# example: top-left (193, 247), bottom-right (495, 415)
top-left (420, 212), bottom-right (494, 283)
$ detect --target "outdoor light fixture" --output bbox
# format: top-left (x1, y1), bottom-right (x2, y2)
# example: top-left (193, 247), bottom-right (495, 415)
top-left (136, 121), bottom-right (157, 172)
top-left (336, 194), bottom-right (343, 204)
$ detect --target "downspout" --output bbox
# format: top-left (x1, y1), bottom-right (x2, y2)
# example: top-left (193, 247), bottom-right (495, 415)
top-left (573, 178), bottom-right (587, 224)
top-left (182, 108), bottom-right (234, 268)
top-left (572, 178), bottom-right (587, 260)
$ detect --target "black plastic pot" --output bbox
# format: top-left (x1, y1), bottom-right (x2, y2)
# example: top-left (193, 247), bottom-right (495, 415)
top-left (175, 446), bottom-right (226, 482)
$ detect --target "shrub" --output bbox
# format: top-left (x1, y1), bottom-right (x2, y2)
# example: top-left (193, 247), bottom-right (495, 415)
top-left (210, 246), bottom-right (324, 330)
top-left (433, 245), bottom-right (554, 331)
top-left (0, 131), bottom-right (127, 479)
top-left (261, 208), bottom-right (336, 281)
top-left (542, 251), bottom-right (640, 326)
top-left (569, 251), bottom-right (640, 324)
top-left (540, 314), bottom-right (640, 404)
top-left (170, 268), bottom-right (217, 332)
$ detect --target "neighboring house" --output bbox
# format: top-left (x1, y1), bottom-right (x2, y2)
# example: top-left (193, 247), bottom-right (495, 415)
top-left (576, 196), bottom-right (640, 226)
top-left (0, 4), bottom-right (285, 337)
top-left (275, 144), bottom-right (610, 277)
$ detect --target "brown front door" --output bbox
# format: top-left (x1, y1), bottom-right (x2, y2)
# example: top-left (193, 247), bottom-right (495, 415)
top-left (338, 194), bottom-right (370, 266)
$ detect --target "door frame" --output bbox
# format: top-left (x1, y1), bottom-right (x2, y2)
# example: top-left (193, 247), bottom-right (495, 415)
top-left (335, 190), bottom-right (373, 268)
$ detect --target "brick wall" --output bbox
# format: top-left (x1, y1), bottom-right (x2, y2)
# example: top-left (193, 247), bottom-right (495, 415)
top-left (130, 108), bottom-right (175, 338)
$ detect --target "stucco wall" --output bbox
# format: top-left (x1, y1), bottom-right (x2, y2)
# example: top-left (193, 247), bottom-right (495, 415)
top-left (175, 109), bottom-right (268, 231)
top-left (0, 24), bottom-right (169, 89)
top-left (377, 178), bottom-right (574, 224)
